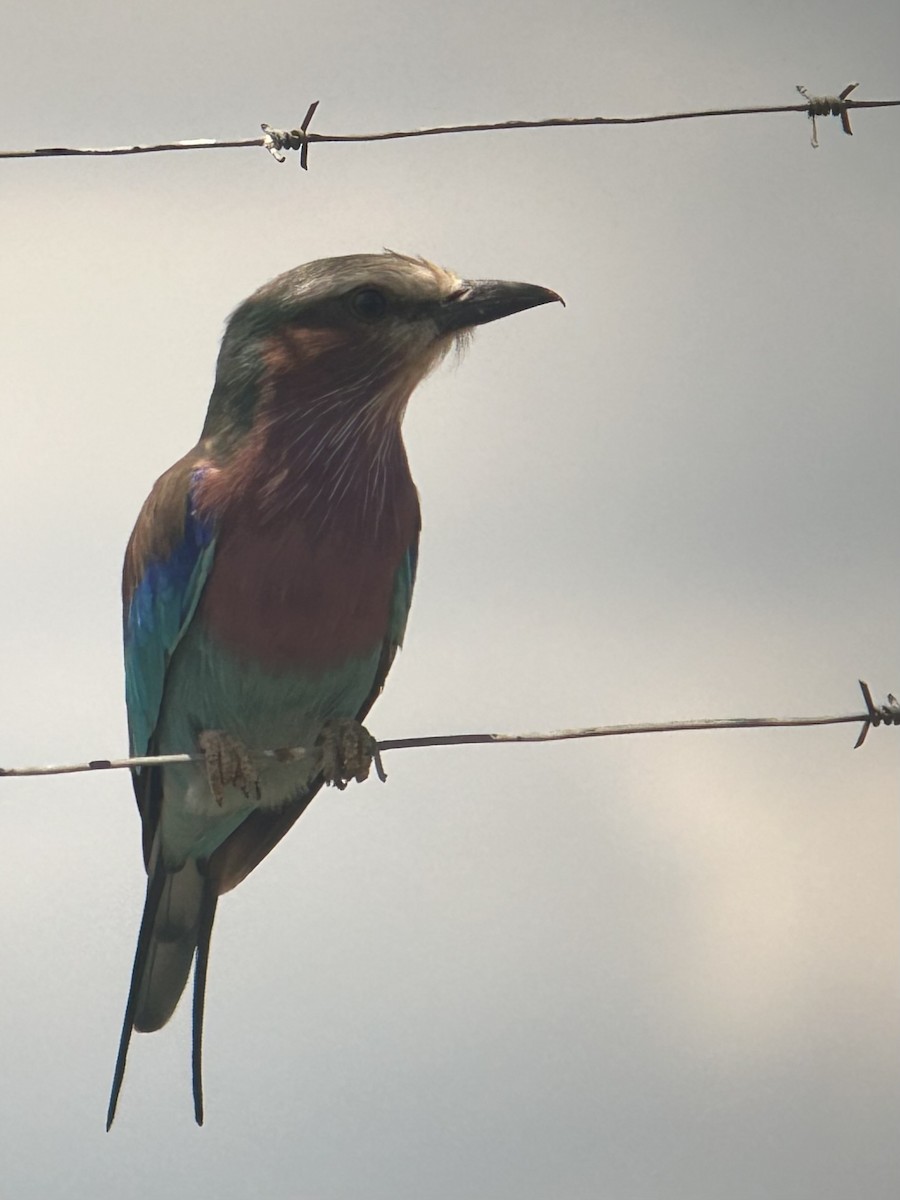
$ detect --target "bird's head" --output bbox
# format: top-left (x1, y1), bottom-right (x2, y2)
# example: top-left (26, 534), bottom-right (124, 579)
top-left (203, 251), bottom-right (562, 449)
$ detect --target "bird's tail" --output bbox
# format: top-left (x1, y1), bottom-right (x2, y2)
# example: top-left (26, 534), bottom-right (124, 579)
top-left (107, 852), bottom-right (218, 1129)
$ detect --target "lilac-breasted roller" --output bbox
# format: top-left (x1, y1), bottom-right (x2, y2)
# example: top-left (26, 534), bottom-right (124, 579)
top-left (107, 251), bottom-right (562, 1127)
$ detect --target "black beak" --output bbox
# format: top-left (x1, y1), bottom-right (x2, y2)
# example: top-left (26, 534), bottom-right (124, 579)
top-left (435, 278), bottom-right (564, 334)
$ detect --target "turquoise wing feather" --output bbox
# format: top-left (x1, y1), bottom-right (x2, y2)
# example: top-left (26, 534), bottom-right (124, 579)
top-left (124, 468), bottom-right (217, 762)
top-left (388, 539), bottom-right (418, 649)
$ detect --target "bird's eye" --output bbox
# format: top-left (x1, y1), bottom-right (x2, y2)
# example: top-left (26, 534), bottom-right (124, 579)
top-left (349, 288), bottom-right (388, 321)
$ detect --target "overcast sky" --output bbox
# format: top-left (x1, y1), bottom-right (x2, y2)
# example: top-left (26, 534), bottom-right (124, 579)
top-left (2, 2), bottom-right (900, 1197)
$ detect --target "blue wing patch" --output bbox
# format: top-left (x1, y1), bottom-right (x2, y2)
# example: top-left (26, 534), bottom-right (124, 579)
top-left (124, 472), bottom-right (217, 760)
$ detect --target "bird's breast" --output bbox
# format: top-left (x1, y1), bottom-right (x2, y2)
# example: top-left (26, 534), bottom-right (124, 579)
top-left (198, 501), bottom-right (417, 673)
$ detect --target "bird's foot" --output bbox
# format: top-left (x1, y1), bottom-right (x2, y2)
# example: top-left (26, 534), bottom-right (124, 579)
top-left (315, 719), bottom-right (385, 790)
top-left (197, 730), bottom-right (261, 806)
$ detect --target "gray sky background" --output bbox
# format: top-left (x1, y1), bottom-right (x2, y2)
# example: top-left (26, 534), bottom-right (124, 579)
top-left (2, 2), bottom-right (900, 1197)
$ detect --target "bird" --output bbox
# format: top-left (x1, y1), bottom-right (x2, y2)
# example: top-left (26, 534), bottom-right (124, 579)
top-left (106, 250), bottom-right (562, 1128)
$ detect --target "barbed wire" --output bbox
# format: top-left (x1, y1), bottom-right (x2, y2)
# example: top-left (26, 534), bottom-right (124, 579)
top-left (3, 85), bottom-right (897, 166)
top-left (1, 682), bottom-right (897, 783)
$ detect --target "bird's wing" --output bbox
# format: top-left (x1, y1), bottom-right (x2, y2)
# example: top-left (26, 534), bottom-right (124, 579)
top-left (207, 536), bottom-right (419, 894)
top-left (122, 452), bottom-right (218, 865)
top-left (357, 534), bottom-right (418, 716)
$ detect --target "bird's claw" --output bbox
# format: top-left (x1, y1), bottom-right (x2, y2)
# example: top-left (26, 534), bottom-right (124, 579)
top-left (315, 719), bottom-right (384, 789)
top-left (197, 730), bottom-right (261, 806)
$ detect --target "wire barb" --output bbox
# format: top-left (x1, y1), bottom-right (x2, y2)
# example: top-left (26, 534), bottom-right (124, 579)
top-left (853, 679), bottom-right (900, 748)
top-left (260, 101), bottom-right (320, 169)
top-left (796, 82), bottom-right (858, 147)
